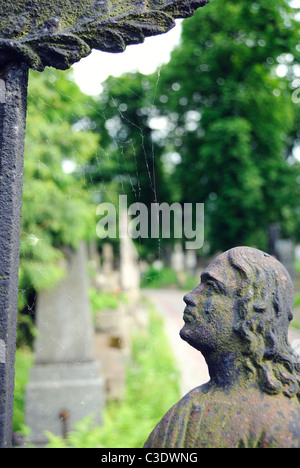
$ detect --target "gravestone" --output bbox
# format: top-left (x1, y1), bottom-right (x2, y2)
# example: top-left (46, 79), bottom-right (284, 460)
top-left (268, 223), bottom-right (279, 257)
top-left (26, 242), bottom-right (104, 445)
top-left (102, 243), bottom-right (114, 276)
top-left (94, 301), bottom-right (129, 401)
top-left (120, 212), bottom-right (141, 302)
top-left (93, 213), bottom-right (141, 400)
top-left (171, 243), bottom-right (186, 286)
top-left (276, 239), bottom-right (295, 279)
top-left (88, 240), bottom-right (101, 272)
top-left (144, 247), bottom-right (300, 448)
top-left (0, 0), bottom-right (210, 447)
top-left (171, 243), bottom-right (185, 273)
top-left (185, 249), bottom-right (197, 276)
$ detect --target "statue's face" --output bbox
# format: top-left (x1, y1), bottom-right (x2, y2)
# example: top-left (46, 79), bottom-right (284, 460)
top-left (180, 253), bottom-right (239, 355)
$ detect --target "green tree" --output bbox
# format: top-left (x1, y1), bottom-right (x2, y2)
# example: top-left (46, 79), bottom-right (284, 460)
top-left (156, 0), bottom-right (300, 252)
top-left (19, 69), bottom-right (99, 320)
top-left (88, 73), bottom-right (172, 257)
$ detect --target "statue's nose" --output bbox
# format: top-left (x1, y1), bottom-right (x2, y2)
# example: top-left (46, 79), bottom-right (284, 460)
top-left (183, 292), bottom-right (196, 307)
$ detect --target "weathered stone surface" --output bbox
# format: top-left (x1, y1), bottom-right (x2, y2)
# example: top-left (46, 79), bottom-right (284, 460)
top-left (0, 62), bottom-right (28, 449)
top-left (26, 362), bottom-right (104, 445)
top-left (34, 243), bottom-right (95, 364)
top-left (0, 0), bottom-right (210, 71)
top-left (144, 247), bottom-right (300, 448)
top-left (26, 243), bottom-right (105, 445)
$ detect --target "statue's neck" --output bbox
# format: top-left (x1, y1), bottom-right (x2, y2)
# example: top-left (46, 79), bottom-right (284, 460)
top-left (205, 351), bottom-right (254, 390)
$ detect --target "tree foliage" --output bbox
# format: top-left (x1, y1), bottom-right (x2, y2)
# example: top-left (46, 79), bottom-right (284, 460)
top-left (87, 73), bottom-right (173, 256)
top-left (154, 0), bottom-right (300, 252)
top-left (19, 69), bottom-right (99, 313)
top-left (87, 0), bottom-right (300, 255)
top-left (19, 0), bottom-right (300, 312)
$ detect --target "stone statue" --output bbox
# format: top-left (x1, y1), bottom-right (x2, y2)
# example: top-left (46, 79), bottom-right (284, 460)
top-left (144, 247), bottom-right (300, 448)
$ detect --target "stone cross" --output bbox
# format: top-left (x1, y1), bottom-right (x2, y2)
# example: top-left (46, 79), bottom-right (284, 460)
top-left (0, 0), bottom-right (209, 448)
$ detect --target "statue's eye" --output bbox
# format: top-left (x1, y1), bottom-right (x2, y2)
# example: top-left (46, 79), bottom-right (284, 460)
top-left (206, 281), bottom-right (219, 292)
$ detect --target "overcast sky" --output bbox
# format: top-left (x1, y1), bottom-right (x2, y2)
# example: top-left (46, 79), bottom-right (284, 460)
top-left (72, 20), bottom-right (183, 95)
top-left (72, 1), bottom-right (300, 96)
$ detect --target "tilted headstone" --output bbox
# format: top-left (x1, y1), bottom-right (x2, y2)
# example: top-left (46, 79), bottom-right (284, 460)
top-left (26, 242), bottom-right (104, 445)
top-left (171, 243), bottom-right (185, 273)
top-left (120, 211), bottom-right (140, 302)
top-left (96, 243), bottom-right (120, 291)
top-left (171, 243), bottom-right (186, 286)
top-left (185, 249), bottom-right (197, 276)
top-left (0, 0), bottom-right (210, 447)
top-left (102, 243), bottom-right (114, 276)
top-left (33, 243), bottom-right (96, 364)
top-left (87, 240), bottom-right (101, 271)
top-left (144, 247), bottom-right (300, 448)
top-left (276, 239), bottom-right (295, 279)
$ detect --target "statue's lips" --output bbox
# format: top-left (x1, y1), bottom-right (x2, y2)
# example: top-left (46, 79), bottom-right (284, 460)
top-left (183, 306), bottom-right (195, 323)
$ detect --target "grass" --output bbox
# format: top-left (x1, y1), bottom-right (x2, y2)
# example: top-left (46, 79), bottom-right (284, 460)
top-left (13, 348), bottom-right (34, 436)
top-left (141, 265), bottom-right (198, 291)
top-left (141, 266), bottom-right (178, 289)
top-left (294, 293), bottom-right (300, 309)
top-left (291, 290), bottom-right (300, 330)
top-left (89, 287), bottom-right (128, 313)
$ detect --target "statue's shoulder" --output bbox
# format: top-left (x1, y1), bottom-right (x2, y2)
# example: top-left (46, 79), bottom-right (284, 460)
top-left (168, 383), bottom-right (212, 415)
top-left (143, 385), bottom-right (209, 448)
top-left (144, 385), bottom-right (300, 448)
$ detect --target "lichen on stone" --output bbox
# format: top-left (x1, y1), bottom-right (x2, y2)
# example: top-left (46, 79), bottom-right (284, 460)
top-left (0, 0), bottom-right (209, 71)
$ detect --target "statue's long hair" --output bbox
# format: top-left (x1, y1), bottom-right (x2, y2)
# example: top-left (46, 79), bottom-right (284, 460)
top-left (227, 247), bottom-right (300, 401)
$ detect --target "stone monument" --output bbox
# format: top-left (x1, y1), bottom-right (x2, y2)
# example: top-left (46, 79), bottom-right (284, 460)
top-left (171, 243), bottom-right (186, 286)
top-left (26, 242), bottom-right (104, 445)
top-left (98, 243), bottom-right (120, 291)
top-left (276, 239), bottom-right (295, 279)
top-left (0, 0), bottom-right (210, 447)
top-left (185, 249), bottom-right (197, 276)
top-left (144, 247), bottom-right (300, 448)
top-left (120, 211), bottom-right (141, 302)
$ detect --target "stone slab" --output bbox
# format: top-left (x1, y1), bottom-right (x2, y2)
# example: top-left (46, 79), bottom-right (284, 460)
top-left (26, 361), bottom-right (104, 445)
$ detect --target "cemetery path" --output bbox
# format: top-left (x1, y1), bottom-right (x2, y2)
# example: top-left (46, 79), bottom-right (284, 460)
top-left (142, 288), bottom-right (210, 397)
top-left (142, 288), bottom-right (300, 398)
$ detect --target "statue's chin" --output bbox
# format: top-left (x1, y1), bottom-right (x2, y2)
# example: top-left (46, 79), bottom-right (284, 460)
top-left (180, 324), bottom-right (212, 354)
top-left (179, 325), bottom-right (189, 342)
top-left (179, 325), bottom-right (201, 352)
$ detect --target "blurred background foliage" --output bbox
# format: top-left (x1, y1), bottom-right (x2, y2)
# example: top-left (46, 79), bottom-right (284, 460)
top-left (89, 0), bottom-right (300, 253)
top-left (18, 0), bottom-right (300, 337)
top-left (15, 0), bottom-right (300, 444)
top-left (18, 69), bottom-right (99, 335)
